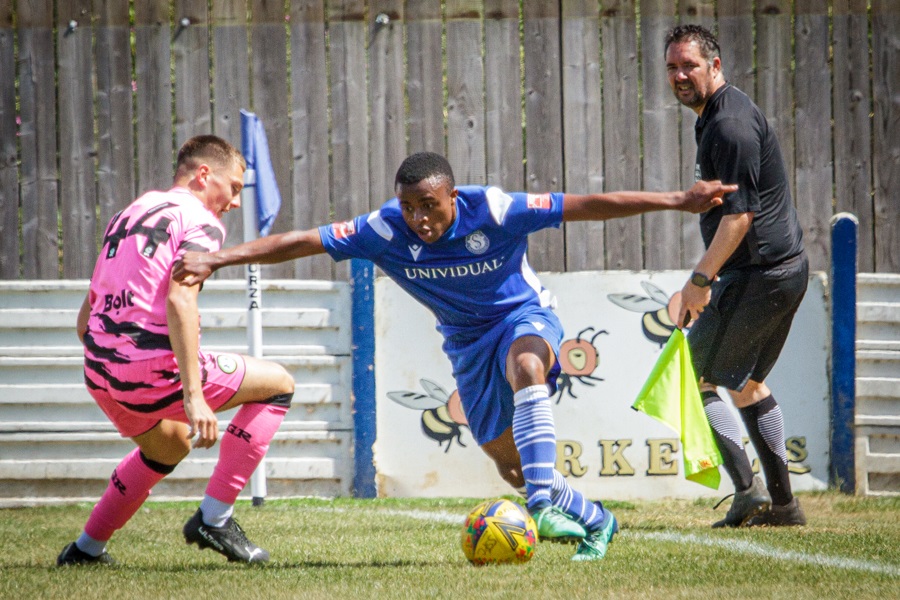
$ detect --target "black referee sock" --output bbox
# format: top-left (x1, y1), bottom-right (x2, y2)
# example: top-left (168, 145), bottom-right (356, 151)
top-left (740, 395), bottom-right (793, 506)
top-left (701, 391), bottom-right (754, 491)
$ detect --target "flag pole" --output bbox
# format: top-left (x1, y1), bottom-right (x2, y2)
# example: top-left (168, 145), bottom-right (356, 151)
top-left (240, 113), bottom-right (266, 506)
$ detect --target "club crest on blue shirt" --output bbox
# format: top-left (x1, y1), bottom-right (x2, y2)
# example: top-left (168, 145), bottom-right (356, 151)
top-left (465, 230), bottom-right (489, 254)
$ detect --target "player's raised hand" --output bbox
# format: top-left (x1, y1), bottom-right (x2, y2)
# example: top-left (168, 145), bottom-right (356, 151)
top-left (172, 251), bottom-right (214, 287)
top-left (681, 180), bottom-right (737, 213)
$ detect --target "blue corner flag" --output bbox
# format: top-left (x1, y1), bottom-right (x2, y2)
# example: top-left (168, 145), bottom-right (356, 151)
top-left (240, 110), bottom-right (281, 237)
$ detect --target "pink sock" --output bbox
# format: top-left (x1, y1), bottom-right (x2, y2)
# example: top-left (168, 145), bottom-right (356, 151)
top-left (84, 448), bottom-right (170, 541)
top-left (205, 402), bottom-right (288, 504)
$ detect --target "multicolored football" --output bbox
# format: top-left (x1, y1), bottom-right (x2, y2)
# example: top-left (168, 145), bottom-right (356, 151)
top-left (461, 498), bottom-right (537, 565)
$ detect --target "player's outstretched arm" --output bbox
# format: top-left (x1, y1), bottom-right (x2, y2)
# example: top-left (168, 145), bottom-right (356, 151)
top-left (173, 228), bottom-right (327, 286)
top-left (561, 180), bottom-right (736, 222)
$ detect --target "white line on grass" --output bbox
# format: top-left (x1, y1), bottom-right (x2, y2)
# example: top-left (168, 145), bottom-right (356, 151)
top-left (358, 507), bottom-right (899, 577)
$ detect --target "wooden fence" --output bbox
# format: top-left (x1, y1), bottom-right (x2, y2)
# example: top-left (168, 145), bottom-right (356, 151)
top-left (1, 0), bottom-right (898, 281)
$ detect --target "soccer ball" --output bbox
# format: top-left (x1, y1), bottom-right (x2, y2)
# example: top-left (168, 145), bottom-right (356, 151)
top-left (461, 498), bottom-right (537, 565)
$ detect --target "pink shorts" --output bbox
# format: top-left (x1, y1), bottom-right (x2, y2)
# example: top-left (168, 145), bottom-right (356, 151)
top-left (85, 351), bottom-right (247, 438)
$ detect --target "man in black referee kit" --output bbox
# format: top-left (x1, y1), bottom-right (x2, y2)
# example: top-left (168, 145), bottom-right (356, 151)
top-left (665, 24), bottom-right (808, 528)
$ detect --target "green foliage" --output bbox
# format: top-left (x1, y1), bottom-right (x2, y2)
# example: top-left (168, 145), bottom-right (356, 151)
top-left (1, 493), bottom-right (897, 599)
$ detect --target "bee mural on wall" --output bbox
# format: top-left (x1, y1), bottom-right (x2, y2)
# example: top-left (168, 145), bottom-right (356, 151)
top-left (555, 327), bottom-right (608, 403)
top-left (607, 281), bottom-right (683, 346)
top-left (387, 379), bottom-right (469, 452)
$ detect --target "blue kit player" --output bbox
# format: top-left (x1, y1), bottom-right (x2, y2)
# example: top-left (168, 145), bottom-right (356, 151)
top-left (174, 152), bottom-right (735, 560)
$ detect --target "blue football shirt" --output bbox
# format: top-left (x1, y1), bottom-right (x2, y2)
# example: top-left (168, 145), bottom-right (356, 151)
top-left (319, 185), bottom-right (564, 341)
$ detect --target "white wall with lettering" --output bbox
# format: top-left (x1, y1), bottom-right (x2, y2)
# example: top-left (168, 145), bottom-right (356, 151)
top-left (373, 271), bottom-right (829, 500)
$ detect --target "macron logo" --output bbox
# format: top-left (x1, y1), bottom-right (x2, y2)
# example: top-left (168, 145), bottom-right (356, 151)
top-left (531, 321), bottom-right (545, 331)
top-left (409, 244), bottom-right (423, 261)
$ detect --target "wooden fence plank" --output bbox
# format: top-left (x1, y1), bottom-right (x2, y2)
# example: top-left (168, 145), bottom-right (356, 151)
top-left (717, 0), bottom-right (755, 100)
top-left (173, 0), bottom-right (212, 147)
top-left (756, 1), bottom-right (795, 202)
top-left (250, 0), bottom-right (291, 279)
top-left (522, 0), bottom-right (564, 272)
top-left (561, 0), bottom-right (603, 271)
top-left (600, 0), bottom-right (641, 270)
top-left (640, 0), bottom-right (680, 270)
top-left (18, 0), bottom-right (58, 278)
top-left (368, 0), bottom-right (405, 204)
top-left (446, 0), bottom-right (486, 186)
top-left (833, 0), bottom-right (874, 272)
top-left (57, 0), bottom-right (97, 278)
top-left (212, 0), bottom-right (249, 279)
top-left (328, 0), bottom-right (369, 281)
top-left (135, 0), bottom-right (174, 195)
top-left (794, 0), bottom-right (833, 273)
top-left (95, 0), bottom-right (136, 236)
top-left (484, 0), bottom-right (523, 191)
top-left (0, 0), bottom-right (17, 278)
top-left (405, 0), bottom-right (443, 156)
top-left (289, 0), bottom-right (332, 279)
top-left (677, 0), bottom-right (715, 268)
top-left (872, 0), bottom-right (900, 273)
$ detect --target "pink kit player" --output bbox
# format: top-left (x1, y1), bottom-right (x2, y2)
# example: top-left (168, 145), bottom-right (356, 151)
top-left (57, 135), bottom-right (294, 566)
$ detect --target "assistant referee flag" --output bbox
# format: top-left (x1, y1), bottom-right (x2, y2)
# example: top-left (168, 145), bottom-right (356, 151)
top-left (633, 328), bottom-right (723, 489)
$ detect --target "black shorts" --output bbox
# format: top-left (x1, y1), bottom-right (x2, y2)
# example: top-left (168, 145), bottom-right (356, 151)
top-left (687, 253), bottom-right (809, 391)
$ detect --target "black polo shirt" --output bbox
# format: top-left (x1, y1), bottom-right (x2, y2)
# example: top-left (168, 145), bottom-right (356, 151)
top-left (694, 84), bottom-right (804, 271)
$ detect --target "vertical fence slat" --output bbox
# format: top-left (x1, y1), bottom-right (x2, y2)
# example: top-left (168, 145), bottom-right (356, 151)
top-left (290, 0), bottom-right (332, 280)
top-left (0, 1), bottom-right (17, 278)
top-left (484, 0), bottom-right (523, 190)
top-left (18, 0), bottom-right (58, 278)
top-left (368, 1), bottom-right (405, 204)
top-left (135, 1), bottom-right (173, 194)
top-left (446, 0), bottom-right (486, 185)
top-left (250, 0), bottom-right (291, 278)
top-left (677, 1), bottom-right (714, 268)
top-left (405, 0), bottom-right (443, 155)
top-left (57, 0), bottom-right (97, 278)
top-left (833, 0), bottom-right (874, 273)
top-left (640, 0), bottom-right (680, 270)
top-left (174, 0), bottom-right (212, 147)
top-left (717, 0), bottom-right (755, 99)
top-left (329, 0), bottom-right (370, 280)
top-left (872, 0), bottom-right (900, 273)
top-left (756, 1), bottom-right (795, 203)
top-left (601, 0), bottom-right (641, 270)
top-left (794, 0), bottom-right (832, 273)
top-left (561, 0), bottom-right (604, 272)
top-left (212, 0), bottom-right (249, 279)
top-left (96, 0), bottom-right (136, 235)
top-left (522, 0), bottom-right (564, 272)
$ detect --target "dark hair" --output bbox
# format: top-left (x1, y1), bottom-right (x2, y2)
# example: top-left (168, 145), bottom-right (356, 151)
top-left (394, 152), bottom-right (455, 191)
top-left (664, 24), bottom-right (720, 60)
top-left (177, 135), bottom-right (245, 172)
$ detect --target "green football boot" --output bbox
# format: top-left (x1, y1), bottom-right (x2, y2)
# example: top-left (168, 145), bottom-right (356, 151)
top-left (571, 512), bottom-right (618, 561)
top-left (532, 506), bottom-right (586, 544)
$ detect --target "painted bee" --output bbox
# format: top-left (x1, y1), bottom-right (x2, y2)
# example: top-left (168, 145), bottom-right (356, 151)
top-left (387, 379), bottom-right (469, 452)
top-left (607, 281), bottom-right (683, 346)
top-left (555, 327), bottom-right (607, 403)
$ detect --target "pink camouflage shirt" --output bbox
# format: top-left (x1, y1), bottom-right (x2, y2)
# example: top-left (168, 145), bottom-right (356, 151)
top-left (83, 187), bottom-right (225, 364)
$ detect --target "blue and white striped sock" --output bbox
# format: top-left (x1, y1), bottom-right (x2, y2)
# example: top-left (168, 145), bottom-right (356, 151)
top-left (512, 385), bottom-right (605, 532)
top-left (512, 385), bottom-right (557, 511)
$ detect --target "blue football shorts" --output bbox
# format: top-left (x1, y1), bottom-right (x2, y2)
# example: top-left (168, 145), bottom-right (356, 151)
top-left (442, 304), bottom-right (564, 446)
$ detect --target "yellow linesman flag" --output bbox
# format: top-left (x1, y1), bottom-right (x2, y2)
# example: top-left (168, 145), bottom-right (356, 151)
top-left (633, 328), bottom-right (723, 489)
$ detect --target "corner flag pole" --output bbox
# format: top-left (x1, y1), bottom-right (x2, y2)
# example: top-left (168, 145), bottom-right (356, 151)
top-left (240, 109), bottom-right (282, 506)
top-left (241, 167), bottom-right (266, 506)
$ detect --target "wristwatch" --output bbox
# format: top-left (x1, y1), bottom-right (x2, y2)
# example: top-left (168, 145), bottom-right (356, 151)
top-left (690, 271), bottom-right (713, 287)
